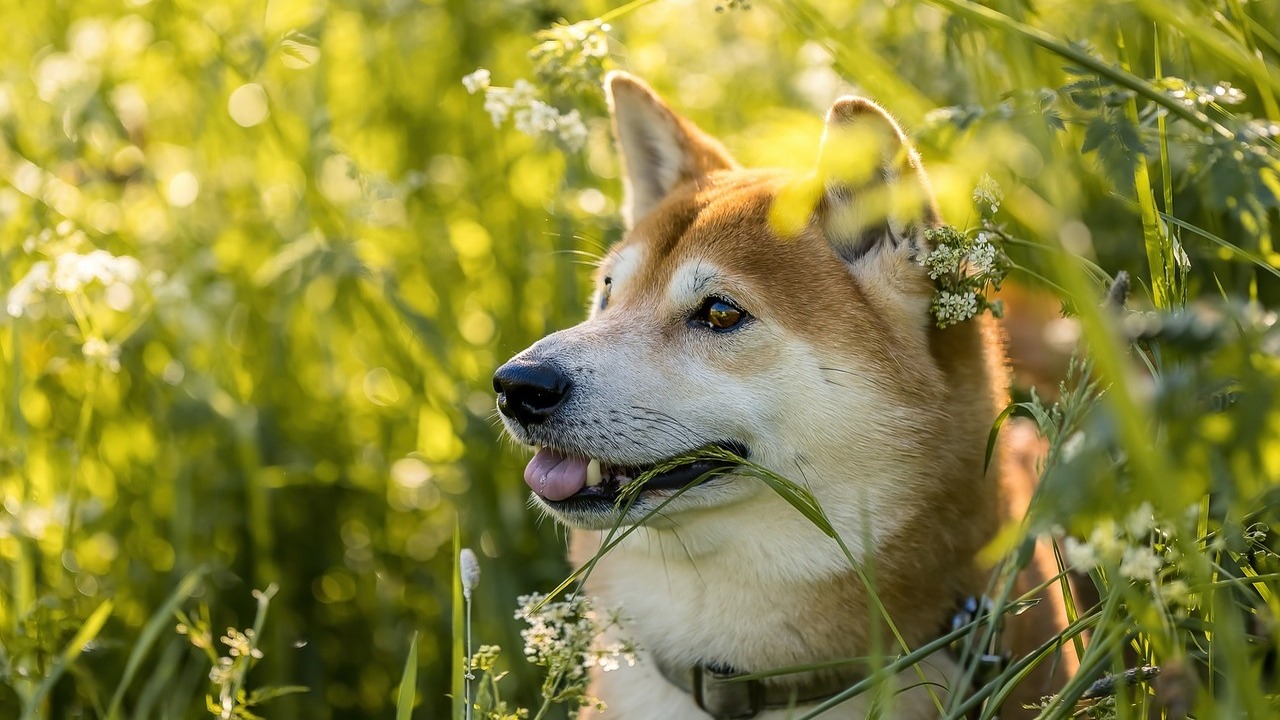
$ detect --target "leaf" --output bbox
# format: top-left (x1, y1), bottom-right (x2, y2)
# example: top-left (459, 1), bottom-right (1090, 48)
top-left (279, 33), bottom-right (321, 69)
top-left (246, 685), bottom-right (311, 706)
top-left (984, 404), bottom-right (1019, 477)
top-left (1080, 116), bottom-right (1112, 155)
top-left (451, 524), bottom-right (464, 720)
top-left (21, 600), bottom-right (115, 720)
top-left (106, 569), bottom-right (207, 720)
top-left (397, 633), bottom-right (419, 720)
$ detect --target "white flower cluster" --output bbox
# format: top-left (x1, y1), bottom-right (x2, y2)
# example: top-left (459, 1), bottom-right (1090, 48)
top-left (464, 72), bottom-right (590, 151)
top-left (1060, 503), bottom-right (1192, 606)
top-left (515, 592), bottom-right (636, 701)
top-left (973, 174), bottom-right (1003, 214)
top-left (923, 242), bottom-right (964, 281)
top-left (534, 20), bottom-right (610, 61)
top-left (967, 233), bottom-right (998, 274)
top-left (7, 249), bottom-right (145, 318)
top-left (934, 290), bottom-right (979, 326)
top-left (921, 225), bottom-right (1008, 328)
top-left (921, 232), bottom-right (1000, 282)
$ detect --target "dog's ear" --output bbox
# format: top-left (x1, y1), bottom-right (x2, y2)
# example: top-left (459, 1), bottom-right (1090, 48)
top-left (606, 72), bottom-right (738, 228)
top-left (814, 97), bottom-right (938, 267)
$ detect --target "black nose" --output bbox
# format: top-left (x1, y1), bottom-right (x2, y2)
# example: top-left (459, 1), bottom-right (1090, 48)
top-left (493, 359), bottom-right (572, 426)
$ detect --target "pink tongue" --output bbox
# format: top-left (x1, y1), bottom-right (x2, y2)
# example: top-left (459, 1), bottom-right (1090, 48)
top-left (524, 448), bottom-right (589, 501)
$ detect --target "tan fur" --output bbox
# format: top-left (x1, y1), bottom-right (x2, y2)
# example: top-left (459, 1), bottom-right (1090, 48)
top-left (497, 73), bottom-right (1075, 719)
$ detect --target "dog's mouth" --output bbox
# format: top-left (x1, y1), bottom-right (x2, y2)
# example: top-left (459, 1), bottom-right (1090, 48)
top-left (524, 441), bottom-right (749, 509)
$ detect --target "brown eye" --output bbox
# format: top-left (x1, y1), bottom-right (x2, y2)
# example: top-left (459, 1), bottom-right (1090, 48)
top-left (695, 297), bottom-right (748, 332)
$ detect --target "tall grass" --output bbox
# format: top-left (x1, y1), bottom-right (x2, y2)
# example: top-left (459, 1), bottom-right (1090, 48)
top-left (2, 0), bottom-right (1279, 717)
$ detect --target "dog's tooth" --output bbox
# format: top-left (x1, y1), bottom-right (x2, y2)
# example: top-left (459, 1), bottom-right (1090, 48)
top-left (586, 458), bottom-right (602, 487)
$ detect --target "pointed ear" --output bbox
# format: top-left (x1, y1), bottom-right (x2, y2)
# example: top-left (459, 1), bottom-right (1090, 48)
top-left (815, 97), bottom-right (938, 265)
top-left (606, 71), bottom-right (738, 228)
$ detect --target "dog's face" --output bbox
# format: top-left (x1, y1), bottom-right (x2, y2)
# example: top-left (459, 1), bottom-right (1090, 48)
top-left (496, 73), bottom-right (947, 535)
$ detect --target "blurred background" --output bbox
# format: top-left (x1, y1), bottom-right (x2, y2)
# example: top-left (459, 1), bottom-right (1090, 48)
top-left (1, 0), bottom-right (1277, 717)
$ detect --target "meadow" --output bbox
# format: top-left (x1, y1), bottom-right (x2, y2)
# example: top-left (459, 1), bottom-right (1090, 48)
top-left (1, 0), bottom-right (1279, 718)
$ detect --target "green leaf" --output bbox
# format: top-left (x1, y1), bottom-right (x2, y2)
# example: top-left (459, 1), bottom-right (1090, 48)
top-left (22, 600), bottom-right (114, 720)
top-left (397, 633), bottom-right (419, 720)
top-left (984, 404), bottom-right (1019, 477)
top-left (451, 524), bottom-right (464, 720)
top-left (106, 569), bottom-right (206, 720)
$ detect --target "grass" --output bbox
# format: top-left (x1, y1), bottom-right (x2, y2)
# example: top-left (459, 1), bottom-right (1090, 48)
top-left (2, 0), bottom-right (1280, 717)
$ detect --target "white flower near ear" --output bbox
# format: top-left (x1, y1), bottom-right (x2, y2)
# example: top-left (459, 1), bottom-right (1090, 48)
top-left (514, 100), bottom-right (560, 135)
top-left (922, 243), bottom-right (963, 280)
top-left (555, 110), bottom-right (588, 151)
top-left (933, 289), bottom-right (978, 327)
top-left (973, 174), bottom-right (1003, 214)
top-left (461, 68), bottom-right (490, 95)
top-left (967, 233), bottom-right (997, 275)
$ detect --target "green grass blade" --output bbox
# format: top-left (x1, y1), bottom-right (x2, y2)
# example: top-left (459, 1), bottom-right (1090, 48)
top-left (1159, 212), bottom-right (1280, 280)
top-left (1119, 29), bottom-right (1179, 310)
top-left (927, 0), bottom-right (1233, 138)
top-left (397, 632), bottom-right (419, 720)
top-left (983, 404), bottom-right (1018, 477)
top-left (451, 523), bottom-right (465, 720)
top-left (106, 569), bottom-right (206, 720)
top-left (21, 599), bottom-right (114, 720)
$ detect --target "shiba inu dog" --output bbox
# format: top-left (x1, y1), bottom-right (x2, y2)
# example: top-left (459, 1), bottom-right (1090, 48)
top-left (494, 72), bottom-right (1075, 719)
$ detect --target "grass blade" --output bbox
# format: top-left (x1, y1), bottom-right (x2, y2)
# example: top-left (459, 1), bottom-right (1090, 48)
top-left (926, 0), bottom-right (1233, 138)
top-left (106, 569), bottom-right (206, 720)
top-left (451, 522), bottom-right (465, 720)
top-left (21, 599), bottom-right (114, 720)
top-left (397, 632), bottom-right (419, 720)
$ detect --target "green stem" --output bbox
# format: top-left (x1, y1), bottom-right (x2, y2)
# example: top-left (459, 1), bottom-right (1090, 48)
top-left (926, 0), bottom-right (1234, 138)
top-left (598, 0), bottom-right (661, 24)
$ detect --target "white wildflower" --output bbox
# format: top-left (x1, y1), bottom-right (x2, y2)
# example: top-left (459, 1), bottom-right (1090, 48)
top-left (922, 243), bottom-right (963, 280)
top-left (966, 233), bottom-right (997, 275)
top-left (973, 174), bottom-right (1003, 214)
top-left (461, 68), bottom-right (491, 95)
top-left (481, 79), bottom-right (537, 127)
top-left (6, 261), bottom-right (52, 317)
top-left (556, 109), bottom-right (589, 151)
top-left (1063, 537), bottom-right (1099, 570)
top-left (459, 547), bottom-right (480, 600)
top-left (208, 656), bottom-right (235, 685)
top-left (513, 99), bottom-right (560, 135)
top-left (1159, 579), bottom-right (1191, 607)
top-left (933, 289), bottom-right (978, 326)
top-left (82, 337), bottom-right (121, 373)
top-left (53, 250), bottom-right (142, 293)
top-left (514, 592), bottom-right (637, 704)
top-left (1123, 502), bottom-right (1156, 538)
top-left (1087, 519), bottom-right (1123, 561)
top-left (482, 88), bottom-right (516, 126)
top-left (1119, 545), bottom-right (1163, 580)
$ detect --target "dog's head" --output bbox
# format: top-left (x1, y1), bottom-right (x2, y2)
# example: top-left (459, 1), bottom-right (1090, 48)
top-left (495, 73), bottom-right (965, 537)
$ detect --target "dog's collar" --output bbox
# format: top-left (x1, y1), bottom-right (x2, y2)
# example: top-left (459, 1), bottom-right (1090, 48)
top-left (651, 596), bottom-right (1009, 720)
top-left (653, 656), bottom-right (862, 720)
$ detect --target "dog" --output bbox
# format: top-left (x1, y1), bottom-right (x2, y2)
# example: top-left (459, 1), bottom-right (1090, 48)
top-left (494, 71), bottom-right (1075, 719)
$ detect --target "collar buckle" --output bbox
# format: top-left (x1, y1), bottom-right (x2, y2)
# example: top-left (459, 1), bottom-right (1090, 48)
top-left (691, 664), bottom-right (766, 720)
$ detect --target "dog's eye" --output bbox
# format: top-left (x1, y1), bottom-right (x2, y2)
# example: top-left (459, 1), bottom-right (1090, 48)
top-left (694, 297), bottom-right (748, 332)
